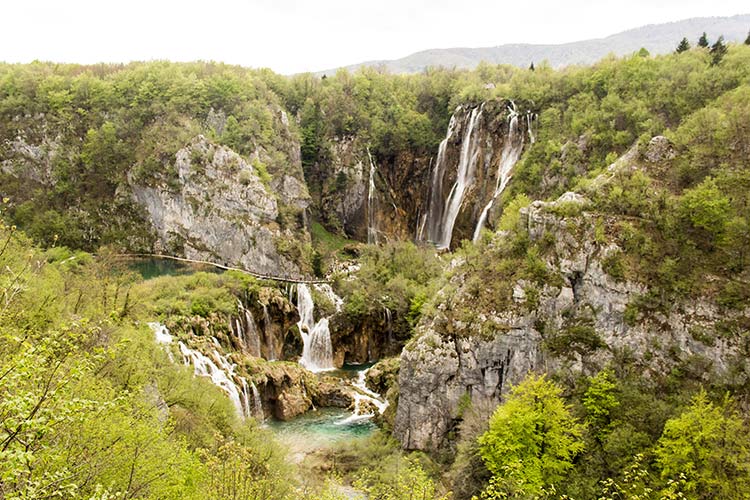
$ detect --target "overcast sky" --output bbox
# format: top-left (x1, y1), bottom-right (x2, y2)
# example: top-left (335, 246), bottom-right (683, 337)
top-left (2, 1), bottom-right (748, 74)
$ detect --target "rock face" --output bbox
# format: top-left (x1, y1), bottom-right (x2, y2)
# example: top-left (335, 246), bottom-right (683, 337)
top-left (394, 190), bottom-right (750, 452)
top-left (309, 99), bottom-right (530, 247)
top-left (130, 136), bottom-right (310, 278)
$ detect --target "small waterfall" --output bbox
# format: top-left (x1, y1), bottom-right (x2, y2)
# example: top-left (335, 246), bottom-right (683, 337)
top-left (295, 284), bottom-right (338, 372)
top-left (473, 105), bottom-right (525, 242)
top-left (178, 341), bottom-right (247, 418)
top-left (149, 322), bottom-right (175, 362)
top-left (150, 322), bottom-right (259, 420)
top-left (367, 147), bottom-right (378, 245)
top-left (246, 379), bottom-right (264, 420)
top-left (527, 111), bottom-right (535, 144)
top-left (238, 301), bottom-right (261, 358)
top-left (337, 368), bottom-right (389, 425)
top-left (261, 303), bottom-right (278, 361)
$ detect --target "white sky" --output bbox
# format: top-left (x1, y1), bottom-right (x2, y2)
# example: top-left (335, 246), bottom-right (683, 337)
top-left (1, 1), bottom-right (747, 74)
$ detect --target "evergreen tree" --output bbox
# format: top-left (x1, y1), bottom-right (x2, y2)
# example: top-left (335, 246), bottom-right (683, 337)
top-left (698, 32), bottom-right (710, 48)
top-left (710, 35), bottom-right (728, 66)
top-left (676, 37), bottom-right (691, 53)
top-left (745, 30), bottom-right (750, 45)
top-left (529, 62), bottom-right (535, 71)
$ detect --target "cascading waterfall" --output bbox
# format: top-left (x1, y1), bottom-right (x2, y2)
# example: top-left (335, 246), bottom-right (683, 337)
top-left (425, 111), bottom-right (460, 245)
top-left (261, 303), bottom-right (278, 361)
top-left (426, 105), bottom-right (485, 250)
top-left (237, 301), bottom-right (262, 358)
top-left (526, 111), bottom-right (536, 144)
top-left (148, 322), bottom-right (259, 420)
top-left (473, 104), bottom-right (525, 242)
top-left (367, 147), bottom-right (378, 245)
top-left (296, 284), bottom-right (340, 372)
top-left (437, 105), bottom-right (484, 249)
top-left (337, 368), bottom-right (389, 425)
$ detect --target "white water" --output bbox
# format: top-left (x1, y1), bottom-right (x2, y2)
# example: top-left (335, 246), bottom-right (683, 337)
top-left (337, 368), bottom-right (389, 425)
top-left (296, 284), bottom-right (339, 372)
top-left (260, 303), bottom-right (280, 361)
top-left (473, 105), bottom-right (525, 242)
top-left (237, 301), bottom-right (262, 358)
top-left (436, 105), bottom-right (484, 250)
top-left (425, 111), bottom-right (460, 245)
top-left (179, 341), bottom-right (247, 418)
top-left (149, 322), bottom-right (260, 420)
top-left (367, 148), bottom-right (378, 245)
top-left (527, 111), bottom-right (535, 144)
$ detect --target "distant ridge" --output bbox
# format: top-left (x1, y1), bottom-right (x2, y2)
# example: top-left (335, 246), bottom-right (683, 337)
top-left (319, 14), bottom-right (750, 75)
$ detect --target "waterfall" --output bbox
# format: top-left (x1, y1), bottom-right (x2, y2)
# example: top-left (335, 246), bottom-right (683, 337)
top-left (238, 301), bottom-right (261, 358)
top-left (425, 105), bottom-right (485, 250)
top-left (245, 379), bottom-right (264, 420)
top-left (295, 284), bottom-right (339, 372)
top-left (149, 322), bottom-right (175, 362)
top-left (437, 105), bottom-right (484, 249)
top-left (367, 147), bottom-right (378, 245)
top-left (472, 105), bottom-right (525, 242)
top-left (261, 303), bottom-right (278, 361)
top-left (337, 368), bottom-right (389, 425)
top-left (178, 341), bottom-right (247, 418)
top-left (150, 322), bottom-right (260, 420)
top-left (425, 111), bottom-right (460, 245)
top-left (527, 111), bottom-right (535, 144)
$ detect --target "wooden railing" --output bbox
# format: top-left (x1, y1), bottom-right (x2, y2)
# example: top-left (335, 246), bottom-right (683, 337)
top-left (115, 253), bottom-right (331, 284)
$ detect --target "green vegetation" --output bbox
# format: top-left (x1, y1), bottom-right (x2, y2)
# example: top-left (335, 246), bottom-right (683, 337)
top-left (2, 38), bottom-right (750, 500)
top-left (477, 375), bottom-right (585, 497)
top-left (0, 223), bottom-right (344, 499)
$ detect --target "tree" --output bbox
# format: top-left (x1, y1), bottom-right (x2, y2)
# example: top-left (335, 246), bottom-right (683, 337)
top-left (697, 32), bottom-right (709, 48)
top-left (477, 374), bottom-right (585, 497)
top-left (529, 62), bottom-right (535, 71)
top-left (710, 36), bottom-right (728, 66)
top-left (655, 392), bottom-right (750, 498)
top-left (745, 30), bottom-right (750, 45)
top-left (676, 37), bottom-right (691, 53)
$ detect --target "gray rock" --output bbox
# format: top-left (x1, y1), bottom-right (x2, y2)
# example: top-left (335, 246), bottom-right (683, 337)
top-left (130, 135), bottom-right (304, 277)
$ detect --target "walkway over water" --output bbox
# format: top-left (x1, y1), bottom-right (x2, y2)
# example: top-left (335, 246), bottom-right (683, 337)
top-left (116, 253), bottom-right (331, 284)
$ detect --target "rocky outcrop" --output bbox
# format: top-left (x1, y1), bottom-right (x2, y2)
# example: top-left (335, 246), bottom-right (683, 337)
top-left (130, 136), bottom-right (311, 278)
top-left (394, 189), bottom-right (750, 452)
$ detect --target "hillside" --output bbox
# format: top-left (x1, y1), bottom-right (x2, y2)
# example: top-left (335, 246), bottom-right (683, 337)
top-left (319, 14), bottom-right (750, 74)
top-left (2, 41), bottom-right (750, 499)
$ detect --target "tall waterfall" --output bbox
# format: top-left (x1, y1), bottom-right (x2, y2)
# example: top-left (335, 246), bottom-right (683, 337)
top-left (425, 111), bottom-right (459, 246)
top-left (296, 284), bottom-right (341, 372)
top-left (148, 322), bottom-right (260, 420)
top-left (473, 105), bottom-right (525, 242)
top-left (426, 105), bottom-right (485, 250)
top-left (367, 148), bottom-right (378, 245)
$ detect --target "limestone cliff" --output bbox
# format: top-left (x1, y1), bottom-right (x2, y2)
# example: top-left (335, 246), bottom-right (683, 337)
top-left (309, 99), bottom-right (533, 249)
top-left (394, 187), bottom-right (749, 452)
top-left (130, 135), bottom-right (311, 278)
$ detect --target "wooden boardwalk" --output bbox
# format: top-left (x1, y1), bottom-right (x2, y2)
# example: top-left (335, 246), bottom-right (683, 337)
top-left (116, 253), bottom-right (331, 284)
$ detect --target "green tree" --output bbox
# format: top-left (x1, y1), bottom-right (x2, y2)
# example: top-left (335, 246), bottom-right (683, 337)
top-left (655, 392), bottom-right (750, 498)
top-left (709, 36), bottom-right (728, 66)
top-left (675, 37), bottom-right (691, 53)
top-left (678, 177), bottom-right (731, 247)
top-left (477, 374), bottom-right (585, 497)
top-left (697, 32), bottom-right (709, 48)
top-left (582, 369), bottom-right (620, 442)
top-left (745, 30), bottom-right (750, 45)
